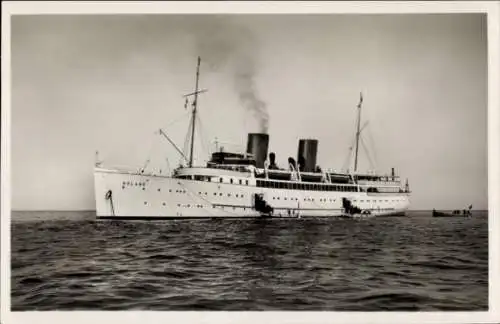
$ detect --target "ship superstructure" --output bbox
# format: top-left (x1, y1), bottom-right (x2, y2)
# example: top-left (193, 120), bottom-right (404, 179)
top-left (94, 57), bottom-right (411, 219)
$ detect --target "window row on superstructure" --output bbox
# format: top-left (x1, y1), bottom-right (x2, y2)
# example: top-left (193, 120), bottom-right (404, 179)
top-left (257, 179), bottom-right (358, 192)
top-left (175, 174), bottom-right (251, 186)
top-left (256, 179), bottom-right (404, 193)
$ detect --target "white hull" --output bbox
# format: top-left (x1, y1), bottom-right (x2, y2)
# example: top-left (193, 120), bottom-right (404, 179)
top-left (94, 167), bottom-right (410, 219)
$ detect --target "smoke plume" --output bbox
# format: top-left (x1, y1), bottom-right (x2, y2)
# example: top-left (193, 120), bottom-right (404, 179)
top-left (188, 17), bottom-right (269, 133)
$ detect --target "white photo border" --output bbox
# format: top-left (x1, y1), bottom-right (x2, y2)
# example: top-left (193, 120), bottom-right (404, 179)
top-left (1, 1), bottom-right (499, 324)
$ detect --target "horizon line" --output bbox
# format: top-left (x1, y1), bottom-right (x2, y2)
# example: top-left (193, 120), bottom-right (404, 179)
top-left (10, 209), bottom-right (489, 213)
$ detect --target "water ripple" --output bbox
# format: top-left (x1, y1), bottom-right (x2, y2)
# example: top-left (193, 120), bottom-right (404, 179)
top-left (11, 210), bottom-right (488, 310)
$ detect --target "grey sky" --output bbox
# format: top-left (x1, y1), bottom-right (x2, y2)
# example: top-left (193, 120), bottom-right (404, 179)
top-left (11, 14), bottom-right (488, 210)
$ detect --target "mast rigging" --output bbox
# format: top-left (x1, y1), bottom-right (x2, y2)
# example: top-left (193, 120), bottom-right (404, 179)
top-left (159, 129), bottom-right (189, 164)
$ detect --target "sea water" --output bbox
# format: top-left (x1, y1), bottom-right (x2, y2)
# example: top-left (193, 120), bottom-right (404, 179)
top-left (10, 210), bottom-right (488, 310)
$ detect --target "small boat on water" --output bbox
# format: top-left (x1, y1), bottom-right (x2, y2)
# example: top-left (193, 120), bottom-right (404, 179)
top-left (432, 205), bottom-right (472, 218)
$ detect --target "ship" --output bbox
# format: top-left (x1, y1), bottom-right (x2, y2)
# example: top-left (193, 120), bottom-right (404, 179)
top-left (94, 57), bottom-right (411, 219)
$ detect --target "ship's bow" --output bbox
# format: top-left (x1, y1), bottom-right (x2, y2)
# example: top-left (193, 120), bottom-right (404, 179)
top-left (93, 167), bottom-right (114, 217)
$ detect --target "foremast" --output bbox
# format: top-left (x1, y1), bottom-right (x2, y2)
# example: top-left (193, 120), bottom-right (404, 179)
top-left (183, 56), bottom-right (207, 168)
